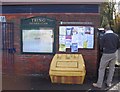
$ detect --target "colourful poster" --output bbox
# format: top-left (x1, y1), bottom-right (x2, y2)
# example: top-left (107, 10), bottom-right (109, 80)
top-left (66, 27), bottom-right (73, 36)
top-left (71, 43), bottom-right (78, 52)
top-left (65, 36), bottom-right (72, 48)
top-left (59, 36), bottom-right (66, 52)
top-left (59, 44), bottom-right (66, 52)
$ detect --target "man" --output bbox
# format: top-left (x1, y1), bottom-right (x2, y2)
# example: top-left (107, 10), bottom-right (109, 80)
top-left (93, 25), bottom-right (120, 88)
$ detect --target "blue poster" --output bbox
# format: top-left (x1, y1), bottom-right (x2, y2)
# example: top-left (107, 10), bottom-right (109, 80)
top-left (71, 43), bottom-right (78, 52)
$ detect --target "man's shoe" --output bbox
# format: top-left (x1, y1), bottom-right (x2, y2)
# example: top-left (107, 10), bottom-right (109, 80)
top-left (105, 83), bottom-right (112, 87)
top-left (92, 83), bottom-right (102, 88)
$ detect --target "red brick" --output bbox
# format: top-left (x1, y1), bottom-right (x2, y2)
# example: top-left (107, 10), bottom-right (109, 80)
top-left (2, 13), bottom-right (100, 77)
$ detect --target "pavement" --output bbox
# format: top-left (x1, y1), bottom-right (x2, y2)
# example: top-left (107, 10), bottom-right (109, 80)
top-left (108, 82), bottom-right (120, 91)
top-left (2, 69), bottom-right (120, 92)
top-left (2, 68), bottom-right (119, 92)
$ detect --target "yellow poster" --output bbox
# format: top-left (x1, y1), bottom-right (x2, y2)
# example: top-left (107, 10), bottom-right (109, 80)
top-left (59, 44), bottom-right (66, 52)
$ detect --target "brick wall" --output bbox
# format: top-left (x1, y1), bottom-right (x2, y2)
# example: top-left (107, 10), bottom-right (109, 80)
top-left (2, 13), bottom-right (100, 77)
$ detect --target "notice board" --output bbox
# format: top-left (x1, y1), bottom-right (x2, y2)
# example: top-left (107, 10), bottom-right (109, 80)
top-left (59, 26), bottom-right (94, 52)
top-left (21, 16), bottom-right (56, 54)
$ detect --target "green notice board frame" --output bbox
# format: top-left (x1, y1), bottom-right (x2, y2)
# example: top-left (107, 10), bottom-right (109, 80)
top-left (21, 16), bottom-right (56, 54)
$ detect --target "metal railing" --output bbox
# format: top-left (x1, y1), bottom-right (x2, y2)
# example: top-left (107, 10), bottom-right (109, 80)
top-left (2, 22), bottom-right (15, 75)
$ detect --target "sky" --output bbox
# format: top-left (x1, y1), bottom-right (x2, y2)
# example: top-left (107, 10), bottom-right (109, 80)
top-left (115, 0), bottom-right (120, 13)
top-left (116, 0), bottom-right (120, 3)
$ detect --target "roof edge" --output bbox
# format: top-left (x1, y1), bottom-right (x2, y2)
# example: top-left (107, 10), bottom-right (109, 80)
top-left (1, 2), bottom-right (102, 5)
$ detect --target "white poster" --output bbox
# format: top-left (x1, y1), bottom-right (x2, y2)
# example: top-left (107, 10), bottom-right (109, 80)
top-left (59, 27), bottom-right (66, 35)
top-left (22, 29), bottom-right (53, 53)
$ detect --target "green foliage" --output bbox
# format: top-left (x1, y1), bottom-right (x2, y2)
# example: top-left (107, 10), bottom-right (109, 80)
top-left (100, 2), bottom-right (119, 32)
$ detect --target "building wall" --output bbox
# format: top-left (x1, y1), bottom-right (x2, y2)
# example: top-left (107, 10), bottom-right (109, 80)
top-left (0, 6), bottom-right (101, 80)
top-left (1, 13), bottom-right (100, 78)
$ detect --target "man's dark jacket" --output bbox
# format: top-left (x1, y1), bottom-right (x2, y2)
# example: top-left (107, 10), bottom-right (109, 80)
top-left (100, 30), bottom-right (120, 54)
